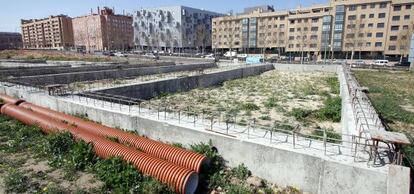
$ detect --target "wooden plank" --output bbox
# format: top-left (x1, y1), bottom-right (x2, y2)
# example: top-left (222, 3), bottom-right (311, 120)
top-left (370, 130), bottom-right (411, 145)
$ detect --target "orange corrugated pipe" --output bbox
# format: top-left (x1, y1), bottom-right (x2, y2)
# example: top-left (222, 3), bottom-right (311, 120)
top-left (0, 104), bottom-right (199, 194)
top-left (18, 101), bottom-right (208, 173)
top-left (0, 94), bottom-right (24, 105)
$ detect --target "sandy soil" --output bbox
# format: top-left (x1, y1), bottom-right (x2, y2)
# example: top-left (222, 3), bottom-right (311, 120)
top-left (146, 70), bottom-right (341, 133)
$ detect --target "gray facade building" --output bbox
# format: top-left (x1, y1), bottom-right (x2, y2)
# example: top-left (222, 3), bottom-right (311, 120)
top-left (133, 6), bottom-right (222, 52)
top-left (0, 32), bottom-right (22, 50)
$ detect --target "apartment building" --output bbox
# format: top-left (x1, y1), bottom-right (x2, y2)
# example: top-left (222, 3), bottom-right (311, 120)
top-left (72, 7), bottom-right (133, 52)
top-left (0, 32), bottom-right (22, 50)
top-left (133, 6), bottom-right (222, 52)
top-left (21, 15), bottom-right (74, 50)
top-left (212, 0), bottom-right (414, 59)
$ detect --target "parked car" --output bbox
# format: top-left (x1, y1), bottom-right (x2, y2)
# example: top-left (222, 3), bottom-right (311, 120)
top-left (333, 59), bottom-right (347, 64)
top-left (204, 53), bottom-right (214, 58)
top-left (371, 60), bottom-right (390, 66)
top-left (237, 54), bottom-right (248, 58)
top-left (114, 52), bottom-right (127, 57)
top-left (144, 53), bottom-right (159, 60)
top-left (351, 60), bottom-right (366, 67)
top-left (103, 51), bottom-right (115, 56)
top-left (224, 51), bottom-right (237, 57)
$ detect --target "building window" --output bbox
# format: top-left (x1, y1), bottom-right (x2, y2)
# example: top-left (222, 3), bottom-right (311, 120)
top-left (380, 3), bottom-right (387, 8)
top-left (368, 23), bottom-right (373, 28)
top-left (407, 5), bottom-right (412, 9)
top-left (348, 15), bottom-right (357, 20)
top-left (311, 27), bottom-right (318, 31)
top-left (367, 33), bottom-right (372, 37)
top-left (289, 28), bottom-right (295, 32)
top-left (289, 36), bottom-right (294, 40)
top-left (366, 42), bottom-right (371, 47)
top-left (390, 36), bottom-right (398, 41)
top-left (370, 3), bottom-right (376, 8)
top-left (394, 5), bottom-right (401, 11)
top-left (375, 42), bottom-right (382, 47)
top-left (361, 14), bottom-right (366, 19)
top-left (403, 25), bottom-right (409, 30)
top-left (349, 5), bottom-right (357, 11)
top-left (280, 24), bottom-right (285, 28)
top-left (369, 14), bottom-right (374, 18)
top-left (362, 5), bottom-right (367, 9)
top-left (391, 26), bottom-right (399, 31)
top-left (378, 13), bottom-right (386, 18)
top-left (376, 32), bottom-right (383, 38)
top-left (392, 16), bottom-right (400, 21)
top-left (404, 15), bottom-right (410, 20)
top-left (377, 23), bottom-right (384, 28)
top-left (360, 24), bottom-right (365, 28)
top-left (389, 45), bottom-right (396, 50)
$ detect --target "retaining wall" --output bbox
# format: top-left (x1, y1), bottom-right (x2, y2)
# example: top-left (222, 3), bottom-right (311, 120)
top-left (10, 63), bottom-right (216, 86)
top-left (97, 64), bottom-right (274, 100)
top-left (1, 62), bottom-right (174, 78)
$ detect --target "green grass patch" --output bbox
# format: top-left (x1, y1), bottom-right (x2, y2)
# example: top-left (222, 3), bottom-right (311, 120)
top-left (315, 96), bottom-right (342, 122)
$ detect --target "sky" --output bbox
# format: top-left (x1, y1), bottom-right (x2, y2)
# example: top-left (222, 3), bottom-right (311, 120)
top-left (0, 0), bottom-right (328, 32)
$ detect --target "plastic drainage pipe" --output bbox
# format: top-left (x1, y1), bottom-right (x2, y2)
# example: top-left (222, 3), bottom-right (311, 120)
top-left (1, 104), bottom-right (199, 194)
top-left (0, 94), bottom-right (25, 105)
top-left (19, 101), bottom-right (208, 173)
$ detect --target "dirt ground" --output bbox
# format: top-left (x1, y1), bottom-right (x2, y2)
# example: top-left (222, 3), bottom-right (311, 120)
top-left (0, 151), bottom-right (103, 193)
top-left (146, 70), bottom-right (341, 134)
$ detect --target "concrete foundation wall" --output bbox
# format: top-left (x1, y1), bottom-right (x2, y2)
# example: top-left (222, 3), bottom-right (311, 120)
top-left (1, 62), bottom-right (174, 78)
top-left (0, 64), bottom-right (410, 194)
top-left (98, 64), bottom-right (274, 100)
top-left (11, 63), bottom-right (217, 86)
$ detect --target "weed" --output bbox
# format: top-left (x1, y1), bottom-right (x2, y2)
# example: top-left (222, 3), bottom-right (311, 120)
top-left (4, 168), bottom-right (30, 193)
top-left (230, 163), bottom-right (250, 181)
top-left (326, 77), bottom-right (340, 94)
top-left (264, 97), bottom-right (278, 108)
top-left (190, 140), bottom-right (225, 175)
top-left (239, 103), bottom-right (260, 111)
top-left (311, 128), bottom-right (342, 144)
top-left (226, 184), bottom-right (253, 194)
top-left (273, 123), bottom-right (295, 132)
top-left (315, 96), bottom-right (341, 122)
top-left (289, 108), bottom-right (312, 121)
top-left (259, 115), bottom-right (271, 120)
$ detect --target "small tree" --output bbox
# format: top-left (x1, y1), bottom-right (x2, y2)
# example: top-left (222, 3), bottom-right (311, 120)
top-left (344, 18), bottom-right (365, 64)
top-left (195, 24), bottom-right (207, 54)
top-left (258, 18), bottom-right (274, 62)
top-left (224, 19), bottom-right (235, 60)
top-left (397, 21), bottom-right (414, 64)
